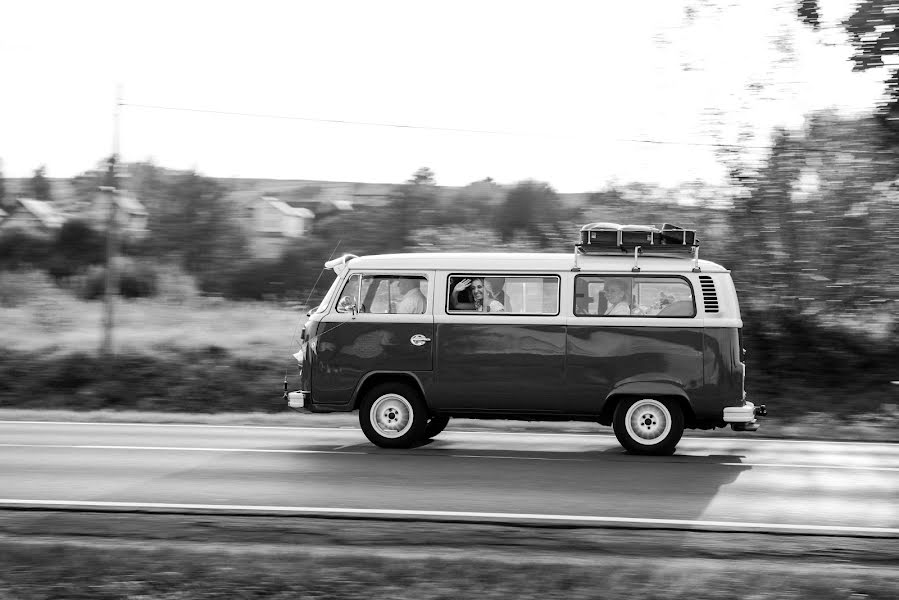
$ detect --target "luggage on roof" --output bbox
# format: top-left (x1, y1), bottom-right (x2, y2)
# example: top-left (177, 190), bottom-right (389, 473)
top-left (577, 222), bottom-right (698, 255)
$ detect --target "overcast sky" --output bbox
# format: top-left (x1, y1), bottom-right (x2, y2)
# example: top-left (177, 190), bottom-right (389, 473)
top-left (0, 0), bottom-right (888, 192)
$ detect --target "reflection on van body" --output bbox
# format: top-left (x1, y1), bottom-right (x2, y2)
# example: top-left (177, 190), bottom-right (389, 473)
top-left (566, 326), bottom-right (704, 417)
top-left (433, 323), bottom-right (566, 412)
top-left (289, 246), bottom-right (765, 455)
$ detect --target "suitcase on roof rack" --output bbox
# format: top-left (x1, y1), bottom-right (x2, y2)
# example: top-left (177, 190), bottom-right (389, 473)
top-left (655, 223), bottom-right (697, 246)
top-left (620, 225), bottom-right (655, 246)
top-left (580, 222), bottom-right (621, 246)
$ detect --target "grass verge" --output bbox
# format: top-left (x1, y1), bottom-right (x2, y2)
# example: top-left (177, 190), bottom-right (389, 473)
top-left (2, 511), bottom-right (898, 600)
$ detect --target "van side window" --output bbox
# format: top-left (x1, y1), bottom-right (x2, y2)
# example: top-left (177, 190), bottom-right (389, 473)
top-left (447, 275), bottom-right (559, 315)
top-left (574, 276), bottom-right (695, 317)
top-left (338, 275), bottom-right (428, 314)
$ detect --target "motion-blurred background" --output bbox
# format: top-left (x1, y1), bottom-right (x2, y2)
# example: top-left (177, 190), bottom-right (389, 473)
top-left (0, 0), bottom-right (896, 427)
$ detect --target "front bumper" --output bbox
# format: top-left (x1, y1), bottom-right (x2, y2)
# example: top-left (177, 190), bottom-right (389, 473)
top-left (723, 401), bottom-right (767, 432)
top-left (287, 390), bottom-right (310, 410)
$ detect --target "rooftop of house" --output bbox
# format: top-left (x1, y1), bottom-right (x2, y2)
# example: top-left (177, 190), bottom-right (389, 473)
top-left (263, 197), bottom-right (315, 218)
top-left (16, 198), bottom-right (66, 228)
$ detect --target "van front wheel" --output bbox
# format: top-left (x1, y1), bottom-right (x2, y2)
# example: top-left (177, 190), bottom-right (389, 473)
top-left (359, 383), bottom-right (427, 449)
top-left (613, 397), bottom-right (684, 456)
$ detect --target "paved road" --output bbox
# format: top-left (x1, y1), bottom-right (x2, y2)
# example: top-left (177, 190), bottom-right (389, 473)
top-left (1, 421), bottom-right (897, 535)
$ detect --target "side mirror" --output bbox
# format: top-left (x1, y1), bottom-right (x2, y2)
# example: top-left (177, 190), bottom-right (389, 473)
top-left (338, 295), bottom-right (358, 315)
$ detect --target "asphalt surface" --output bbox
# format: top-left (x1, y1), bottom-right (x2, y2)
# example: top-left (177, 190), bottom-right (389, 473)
top-left (1, 421), bottom-right (897, 535)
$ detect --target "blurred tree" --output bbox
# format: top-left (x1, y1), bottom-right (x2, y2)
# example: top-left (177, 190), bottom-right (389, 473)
top-left (29, 165), bottom-right (52, 201)
top-left (70, 158), bottom-right (113, 205)
top-left (408, 167), bottom-right (436, 186)
top-left (796, 0), bottom-right (820, 30)
top-left (800, 1), bottom-right (899, 135)
top-left (0, 158), bottom-right (8, 212)
top-left (46, 219), bottom-right (108, 280)
top-left (586, 187), bottom-right (629, 212)
top-left (444, 178), bottom-right (505, 226)
top-left (146, 171), bottom-right (249, 277)
top-left (390, 167), bottom-right (439, 250)
top-left (496, 180), bottom-right (565, 246)
top-left (727, 111), bottom-right (899, 313)
top-left (843, 1), bottom-right (899, 133)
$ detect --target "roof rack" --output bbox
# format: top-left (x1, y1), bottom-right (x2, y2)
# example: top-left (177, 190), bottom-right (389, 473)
top-left (573, 223), bottom-right (701, 273)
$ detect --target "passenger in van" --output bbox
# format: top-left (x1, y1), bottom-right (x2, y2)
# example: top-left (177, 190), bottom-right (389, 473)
top-left (450, 277), bottom-right (485, 311)
top-left (603, 279), bottom-right (631, 315)
top-left (393, 278), bottom-right (427, 314)
top-left (574, 294), bottom-right (591, 315)
top-left (484, 277), bottom-right (514, 312)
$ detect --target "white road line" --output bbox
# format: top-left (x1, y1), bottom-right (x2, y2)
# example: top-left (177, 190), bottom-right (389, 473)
top-left (1, 443), bottom-right (897, 471)
top-left (0, 499), bottom-right (896, 535)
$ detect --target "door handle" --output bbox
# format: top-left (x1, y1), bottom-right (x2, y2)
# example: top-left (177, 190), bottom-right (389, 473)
top-left (410, 334), bottom-right (431, 346)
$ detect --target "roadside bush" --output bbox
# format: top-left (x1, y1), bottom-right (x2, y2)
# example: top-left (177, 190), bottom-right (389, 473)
top-left (220, 260), bottom-right (289, 301)
top-left (153, 263), bottom-right (200, 303)
top-left (742, 307), bottom-right (899, 414)
top-left (0, 348), bottom-right (285, 413)
top-left (217, 240), bottom-right (337, 301)
top-left (0, 230), bottom-right (53, 271)
top-left (78, 259), bottom-right (159, 300)
top-left (46, 219), bottom-right (107, 281)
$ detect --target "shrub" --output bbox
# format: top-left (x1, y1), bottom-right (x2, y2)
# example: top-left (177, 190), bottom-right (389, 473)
top-left (0, 230), bottom-right (53, 271)
top-left (216, 240), bottom-right (337, 301)
top-left (0, 348), bottom-right (285, 413)
top-left (77, 259), bottom-right (159, 300)
top-left (153, 264), bottom-right (200, 303)
top-left (220, 260), bottom-right (284, 301)
top-left (46, 220), bottom-right (107, 280)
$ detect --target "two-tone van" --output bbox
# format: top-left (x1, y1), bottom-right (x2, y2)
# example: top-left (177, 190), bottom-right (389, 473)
top-left (287, 223), bottom-right (766, 455)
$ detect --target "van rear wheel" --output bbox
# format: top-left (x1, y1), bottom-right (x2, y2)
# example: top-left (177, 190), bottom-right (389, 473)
top-left (612, 397), bottom-right (684, 456)
top-left (359, 382), bottom-right (427, 449)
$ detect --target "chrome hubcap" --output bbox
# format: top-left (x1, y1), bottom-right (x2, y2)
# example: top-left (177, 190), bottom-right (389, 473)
top-left (370, 394), bottom-right (413, 439)
top-left (625, 399), bottom-right (671, 445)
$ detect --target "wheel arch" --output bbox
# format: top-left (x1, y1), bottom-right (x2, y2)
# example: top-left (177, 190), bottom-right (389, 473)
top-left (599, 382), bottom-right (696, 427)
top-left (352, 371), bottom-right (428, 411)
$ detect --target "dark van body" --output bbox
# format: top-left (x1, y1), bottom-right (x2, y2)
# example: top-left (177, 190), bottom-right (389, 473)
top-left (290, 252), bottom-right (761, 455)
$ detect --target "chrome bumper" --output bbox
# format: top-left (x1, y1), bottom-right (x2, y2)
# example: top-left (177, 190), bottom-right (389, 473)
top-left (287, 391), bottom-right (310, 410)
top-left (723, 402), bottom-right (767, 432)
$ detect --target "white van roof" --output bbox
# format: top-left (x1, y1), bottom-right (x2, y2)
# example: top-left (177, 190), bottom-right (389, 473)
top-left (344, 252), bottom-right (729, 273)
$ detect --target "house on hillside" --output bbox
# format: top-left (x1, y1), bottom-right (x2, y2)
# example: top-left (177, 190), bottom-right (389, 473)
top-left (83, 191), bottom-right (149, 239)
top-left (0, 198), bottom-right (66, 236)
top-left (248, 196), bottom-right (315, 259)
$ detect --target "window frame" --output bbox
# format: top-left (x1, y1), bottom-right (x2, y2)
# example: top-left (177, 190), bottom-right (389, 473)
top-left (334, 272), bottom-right (431, 315)
top-left (445, 273), bottom-right (561, 316)
top-left (572, 274), bottom-right (697, 318)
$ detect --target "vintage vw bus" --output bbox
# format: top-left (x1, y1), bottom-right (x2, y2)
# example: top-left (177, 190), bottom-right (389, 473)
top-left (287, 223), bottom-right (765, 455)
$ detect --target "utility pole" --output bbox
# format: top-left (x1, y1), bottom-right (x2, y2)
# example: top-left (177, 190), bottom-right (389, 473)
top-left (100, 86), bottom-right (122, 356)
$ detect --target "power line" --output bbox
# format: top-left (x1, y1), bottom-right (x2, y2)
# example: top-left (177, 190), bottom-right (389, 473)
top-left (121, 102), bottom-right (526, 137)
top-left (120, 101), bottom-right (899, 156)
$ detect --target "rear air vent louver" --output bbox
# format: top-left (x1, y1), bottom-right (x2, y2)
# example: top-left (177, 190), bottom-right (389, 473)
top-left (698, 275), bottom-right (719, 313)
